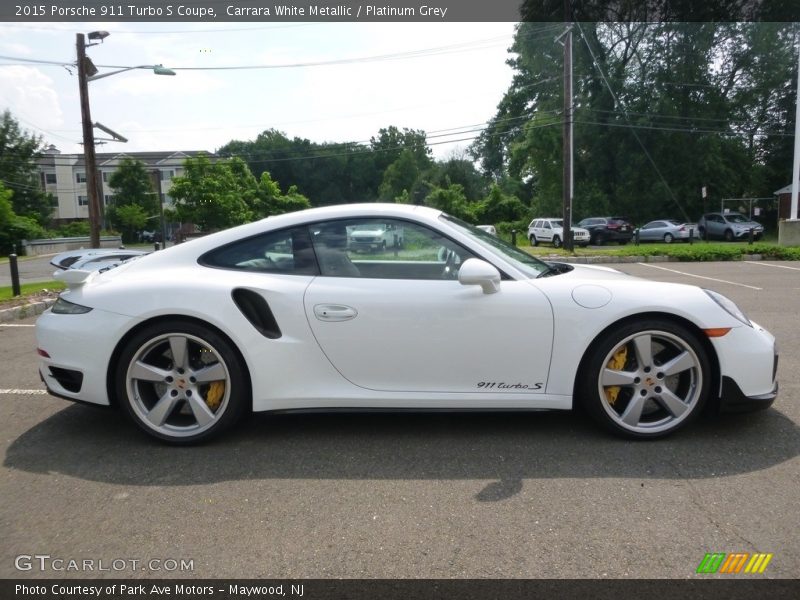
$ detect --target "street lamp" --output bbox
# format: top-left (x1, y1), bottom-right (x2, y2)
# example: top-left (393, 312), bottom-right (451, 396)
top-left (76, 31), bottom-right (175, 248)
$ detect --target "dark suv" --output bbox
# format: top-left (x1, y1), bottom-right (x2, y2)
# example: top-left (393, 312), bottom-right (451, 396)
top-left (576, 216), bottom-right (634, 245)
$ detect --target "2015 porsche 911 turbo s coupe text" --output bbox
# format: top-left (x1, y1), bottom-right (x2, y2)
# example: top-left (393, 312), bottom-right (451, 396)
top-left (36, 204), bottom-right (778, 444)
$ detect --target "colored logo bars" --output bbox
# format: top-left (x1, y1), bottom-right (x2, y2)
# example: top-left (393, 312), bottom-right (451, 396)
top-left (696, 552), bottom-right (773, 574)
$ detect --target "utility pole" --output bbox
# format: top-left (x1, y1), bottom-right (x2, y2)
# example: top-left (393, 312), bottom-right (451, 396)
top-left (561, 15), bottom-right (574, 251)
top-left (77, 33), bottom-right (102, 248)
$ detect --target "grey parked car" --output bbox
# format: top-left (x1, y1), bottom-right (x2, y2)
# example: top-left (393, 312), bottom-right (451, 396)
top-left (635, 220), bottom-right (696, 243)
top-left (697, 212), bottom-right (763, 241)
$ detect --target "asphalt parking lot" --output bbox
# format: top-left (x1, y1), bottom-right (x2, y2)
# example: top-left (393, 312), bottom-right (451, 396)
top-left (0, 260), bottom-right (798, 580)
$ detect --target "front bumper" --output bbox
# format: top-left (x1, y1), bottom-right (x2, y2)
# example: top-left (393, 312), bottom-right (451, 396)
top-left (719, 377), bottom-right (778, 413)
top-left (733, 228), bottom-right (763, 239)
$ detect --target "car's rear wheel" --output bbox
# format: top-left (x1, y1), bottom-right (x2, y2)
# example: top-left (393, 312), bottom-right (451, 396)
top-left (530, 234), bottom-right (538, 247)
top-left (115, 321), bottom-right (248, 444)
top-left (578, 319), bottom-right (710, 439)
top-left (724, 229), bottom-right (734, 242)
top-left (552, 235), bottom-right (562, 248)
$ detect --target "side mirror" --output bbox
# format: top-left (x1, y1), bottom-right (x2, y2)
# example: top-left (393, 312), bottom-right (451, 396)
top-left (458, 258), bottom-right (501, 294)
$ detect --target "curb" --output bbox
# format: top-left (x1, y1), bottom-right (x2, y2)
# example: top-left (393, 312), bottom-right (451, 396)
top-left (0, 298), bottom-right (57, 323)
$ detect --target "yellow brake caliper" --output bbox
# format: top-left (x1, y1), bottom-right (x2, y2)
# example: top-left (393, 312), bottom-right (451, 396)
top-left (205, 381), bottom-right (225, 411)
top-left (604, 345), bottom-right (628, 406)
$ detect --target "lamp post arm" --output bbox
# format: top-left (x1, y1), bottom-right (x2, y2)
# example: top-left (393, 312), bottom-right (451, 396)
top-left (88, 64), bottom-right (175, 81)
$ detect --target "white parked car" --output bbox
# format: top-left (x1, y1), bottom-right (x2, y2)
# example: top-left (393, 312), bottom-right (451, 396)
top-left (347, 222), bottom-right (403, 252)
top-left (528, 218), bottom-right (590, 247)
top-left (37, 204), bottom-right (777, 444)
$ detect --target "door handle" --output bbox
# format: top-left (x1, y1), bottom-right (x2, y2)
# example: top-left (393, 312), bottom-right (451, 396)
top-left (313, 304), bottom-right (358, 322)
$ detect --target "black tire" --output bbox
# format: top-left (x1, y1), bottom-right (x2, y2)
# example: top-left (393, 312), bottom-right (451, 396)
top-left (577, 318), bottom-right (710, 439)
top-left (595, 234), bottom-right (605, 246)
top-left (115, 320), bottom-right (248, 444)
top-left (724, 229), bottom-right (734, 242)
top-left (552, 235), bottom-right (562, 248)
top-left (698, 227), bottom-right (706, 240)
top-left (664, 233), bottom-right (674, 243)
top-left (530, 235), bottom-right (538, 247)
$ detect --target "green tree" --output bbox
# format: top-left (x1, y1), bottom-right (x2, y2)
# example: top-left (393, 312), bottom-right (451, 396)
top-left (424, 183), bottom-right (472, 221)
top-left (107, 158), bottom-right (157, 212)
top-left (252, 171), bottom-right (311, 217)
top-left (169, 155), bottom-right (256, 231)
top-left (0, 182), bottom-right (45, 254)
top-left (0, 110), bottom-right (53, 226)
top-left (112, 204), bottom-right (148, 235)
top-left (106, 158), bottom-right (157, 241)
top-left (474, 185), bottom-right (528, 224)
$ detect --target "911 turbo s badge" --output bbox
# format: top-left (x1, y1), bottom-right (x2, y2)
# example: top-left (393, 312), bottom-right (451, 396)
top-left (477, 381), bottom-right (543, 390)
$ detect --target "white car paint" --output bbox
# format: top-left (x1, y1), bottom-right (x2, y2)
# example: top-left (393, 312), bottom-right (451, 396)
top-left (36, 203), bottom-right (778, 442)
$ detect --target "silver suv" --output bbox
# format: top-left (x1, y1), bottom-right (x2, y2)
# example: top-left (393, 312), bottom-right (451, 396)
top-left (697, 212), bottom-right (763, 241)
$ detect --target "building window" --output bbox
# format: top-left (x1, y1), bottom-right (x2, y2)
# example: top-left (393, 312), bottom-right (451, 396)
top-left (160, 169), bottom-right (175, 181)
top-left (45, 173), bottom-right (57, 185)
top-left (104, 195), bottom-right (115, 205)
top-left (76, 172), bottom-right (87, 183)
top-left (78, 196), bottom-right (89, 206)
top-left (102, 171), bottom-right (110, 182)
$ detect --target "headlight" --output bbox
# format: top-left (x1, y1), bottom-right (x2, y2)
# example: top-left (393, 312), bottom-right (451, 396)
top-left (704, 289), bottom-right (751, 327)
top-left (51, 297), bottom-right (93, 315)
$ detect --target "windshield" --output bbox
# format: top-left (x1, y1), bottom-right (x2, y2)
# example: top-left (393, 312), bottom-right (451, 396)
top-left (440, 214), bottom-right (549, 278)
top-left (550, 219), bottom-right (563, 227)
top-left (726, 214), bottom-right (749, 223)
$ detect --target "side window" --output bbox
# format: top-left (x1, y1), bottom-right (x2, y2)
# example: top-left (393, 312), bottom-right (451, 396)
top-left (533, 220), bottom-right (542, 228)
top-left (543, 221), bottom-right (552, 230)
top-left (200, 226), bottom-right (318, 275)
top-left (309, 218), bottom-right (476, 280)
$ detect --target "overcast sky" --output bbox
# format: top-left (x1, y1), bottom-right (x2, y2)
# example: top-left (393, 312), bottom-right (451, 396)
top-left (0, 21), bottom-right (522, 160)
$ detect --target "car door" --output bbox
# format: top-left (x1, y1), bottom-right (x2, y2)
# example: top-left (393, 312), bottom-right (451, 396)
top-left (540, 221), bottom-right (554, 243)
top-left (303, 217), bottom-right (554, 394)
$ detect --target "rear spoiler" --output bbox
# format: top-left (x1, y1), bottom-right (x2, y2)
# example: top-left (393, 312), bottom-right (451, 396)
top-left (53, 269), bottom-right (96, 290)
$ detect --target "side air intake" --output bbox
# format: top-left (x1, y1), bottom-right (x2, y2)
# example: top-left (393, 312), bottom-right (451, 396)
top-left (231, 288), bottom-right (282, 339)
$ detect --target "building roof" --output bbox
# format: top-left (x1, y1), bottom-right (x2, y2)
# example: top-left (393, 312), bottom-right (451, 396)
top-left (774, 183), bottom-right (796, 195)
top-left (37, 149), bottom-right (214, 169)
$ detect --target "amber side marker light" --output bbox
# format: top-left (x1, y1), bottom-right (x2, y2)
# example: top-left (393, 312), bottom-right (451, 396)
top-left (37, 348), bottom-right (50, 358)
top-left (704, 328), bottom-right (732, 338)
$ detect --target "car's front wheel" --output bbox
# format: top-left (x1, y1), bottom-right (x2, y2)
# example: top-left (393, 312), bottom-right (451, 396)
top-left (552, 235), bottom-right (562, 248)
top-left (664, 233), bottom-right (674, 243)
top-left (115, 320), bottom-right (248, 444)
top-left (530, 234), bottom-right (538, 246)
top-left (578, 319), bottom-right (710, 439)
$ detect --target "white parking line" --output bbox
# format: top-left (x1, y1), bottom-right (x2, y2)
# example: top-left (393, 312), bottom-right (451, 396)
top-left (0, 324), bottom-right (35, 327)
top-left (636, 263), bottom-right (763, 290)
top-left (0, 389), bottom-right (47, 395)
top-left (745, 262), bottom-right (800, 272)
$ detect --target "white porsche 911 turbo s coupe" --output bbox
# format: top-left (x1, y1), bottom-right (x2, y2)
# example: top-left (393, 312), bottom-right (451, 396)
top-left (36, 204), bottom-right (778, 444)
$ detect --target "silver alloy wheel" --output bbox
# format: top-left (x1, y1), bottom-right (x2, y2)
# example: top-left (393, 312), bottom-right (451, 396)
top-left (596, 330), bottom-right (703, 435)
top-left (125, 333), bottom-right (231, 438)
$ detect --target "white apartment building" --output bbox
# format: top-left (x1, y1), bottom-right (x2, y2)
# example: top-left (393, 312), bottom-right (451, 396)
top-left (36, 145), bottom-right (214, 222)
